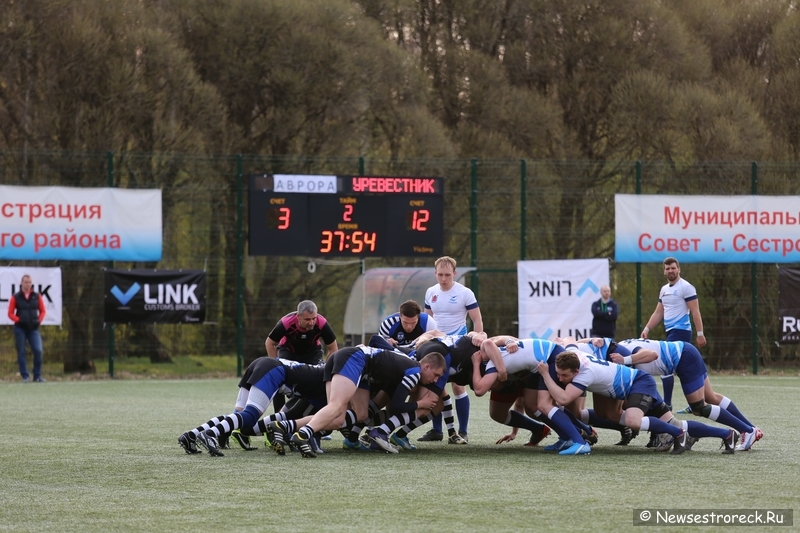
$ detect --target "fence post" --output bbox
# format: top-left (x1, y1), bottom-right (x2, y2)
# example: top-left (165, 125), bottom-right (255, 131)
top-left (520, 159), bottom-right (527, 260)
top-left (751, 161), bottom-right (759, 374)
top-left (236, 155), bottom-right (244, 377)
top-left (470, 158), bottom-right (479, 300)
top-left (635, 161), bottom-right (643, 335)
top-left (107, 151), bottom-right (115, 378)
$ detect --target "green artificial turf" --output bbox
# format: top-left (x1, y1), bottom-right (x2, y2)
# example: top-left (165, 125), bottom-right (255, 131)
top-left (1, 376), bottom-right (796, 532)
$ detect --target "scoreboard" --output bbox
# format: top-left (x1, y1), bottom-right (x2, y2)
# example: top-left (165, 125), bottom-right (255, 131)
top-left (248, 174), bottom-right (444, 257)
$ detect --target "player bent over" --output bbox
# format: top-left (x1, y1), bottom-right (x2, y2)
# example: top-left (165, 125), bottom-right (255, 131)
top-left (277, 346), bottom-right (446, 458)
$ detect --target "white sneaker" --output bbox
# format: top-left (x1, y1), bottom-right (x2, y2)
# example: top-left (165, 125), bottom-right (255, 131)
top-left (735, 429), bottom-right (757, 451)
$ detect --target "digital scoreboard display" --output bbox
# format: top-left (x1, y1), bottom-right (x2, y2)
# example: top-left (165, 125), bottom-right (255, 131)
top-left (248, 174), bottom-right (444, 257)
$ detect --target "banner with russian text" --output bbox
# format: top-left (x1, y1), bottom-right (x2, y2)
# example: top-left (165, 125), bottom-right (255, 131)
top-left (0, 267), bottom-right (63, 326)
top-left (0, 186), bottom-right (162, 261)
top-left (778, 268), bottom-right (800, 344)
top-left (104, 269), bottom-right (205, 324)
top-left (616, 194), bottom-right (800, 263)
top-left (517, 259), bottom-right (609, 340)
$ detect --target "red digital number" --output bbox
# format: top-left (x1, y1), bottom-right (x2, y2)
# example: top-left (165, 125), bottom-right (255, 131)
top-left (278, 207), bottom-right (291, 229)
top-left (412, 209), bottom-right (429, 231)
top-left (351, 231), bottom-right (364, 253)
top-left (343, 205), bottom-right (354, 222)
top-left (363, 232), bottom-right (377, 251)
top-left (320, 230), bottom-right (333, 253)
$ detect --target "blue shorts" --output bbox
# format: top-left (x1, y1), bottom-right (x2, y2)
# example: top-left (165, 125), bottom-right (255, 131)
top-left (629, 372), bottom-right (662, 400)
top-left (666, 329), bottom-right (692, 343)
top-left (324, 347), bottom-right (365, 387)
top-left (675, 343), bottom-right (707, 394)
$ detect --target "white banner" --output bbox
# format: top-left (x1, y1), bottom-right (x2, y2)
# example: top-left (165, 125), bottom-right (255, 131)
top-left (0, 267), bottom-right (63, 326)
top-left (517, 259), bottom-right (609, 340)
top-left (616, 194), bottom-right (800, 263)
top-left (0, 186), bottom-right (162, 261)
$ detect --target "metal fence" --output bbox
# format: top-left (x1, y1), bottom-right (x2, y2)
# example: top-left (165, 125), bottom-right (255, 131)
top-left (2, 151), bottom-right (799, 375)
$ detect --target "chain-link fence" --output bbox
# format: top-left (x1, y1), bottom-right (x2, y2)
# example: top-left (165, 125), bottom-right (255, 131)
top-left (2, 151), bottom-right (799, 375)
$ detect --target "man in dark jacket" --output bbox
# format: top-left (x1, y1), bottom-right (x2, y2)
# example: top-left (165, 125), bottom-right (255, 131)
top-left (590, 285), bottom-right (618, 339)
top-left (7, 274), bottom-right (47, 382)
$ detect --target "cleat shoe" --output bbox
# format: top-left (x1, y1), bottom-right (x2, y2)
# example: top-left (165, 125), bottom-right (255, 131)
top-left (342, 438), bottom-right (370, 451)
top-left (525, 425), bottom-right (551, 447)
top-left (676, 405), bottom-right (693, 414)
top-left (558, 442), bottom-right (592, 455)
top-left (615, 427), bottom-right (633, 446)
top-left (654, 433), bottom-right (674, 452)
top-left (232, 430), bottom-right (257, 451)
top-left (310, 436), bottom-right (326, 455)
top-left (645, 433), bottom-right (658, 448)
top-left (218, 433), bottom-right (230, 449)
top-left (197, 429), bottom-right (224, 457)
top-left (417, 429), bottom-right (444, 442)
top-left (543, 439), bottom-right (572, 452)
top-left (321, 434), bottom-right (332, 440)
top-left (369, 429), bottom-right (398, 453)
top-left (448, 432), bottom-right (468, 445)
top-left (754, 427), bottom-right (764, 442)
top-left (290, 432), bottom-right (317, 458)
top-left (178, 432), bottom-right (202, 454)
top-left (458, 431), bottom-right (469, 443)
top-left (266, 422), bottom-right (286, 456)
top-left (580, 427), bottom-right (599, 446)
top-left (721, 430), bottom-right (739, 454)
top-left (390, 434), bottom-right (417, 451)
top-left (684, 435), bottom-right (698, 451)
top-left (736, 429), bottom-right (757, 451)
top-left (670, 430), bottom-right (688, 455)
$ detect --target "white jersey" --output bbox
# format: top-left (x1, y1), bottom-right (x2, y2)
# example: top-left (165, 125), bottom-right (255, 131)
top-left (659, 278), bottom-right (697, 333)
top-left (570, 352), bottom-right (640, 400)
top-left (486, 338), bottom-right (558, 375)
top-left (616, 338), bottom-right (684, 377)
top-left (425, 282), bottom-right (478, 335)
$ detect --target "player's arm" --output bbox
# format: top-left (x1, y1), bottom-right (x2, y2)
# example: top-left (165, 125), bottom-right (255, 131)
top-left (609, 348), bottom-right (657, 365)
top-left (536, 362), bottom-right (584, 406)
top-left (471, 351), bottom-right (498, 396)
top-left (378, 316), bottom-right (396, 341)
top-left (479, 338), bottom-right (507, 381)
top-left (319, 322), bottom-right (338, 359)
top-left (265, 337), bottom-right (279, 358)
top-left (496, 397), bottom-right (524, 444)
top-left (686, 298), bottom-right (706, 347)
top-left (467, 306), bottom-right (483, 333)
top-left (642, 302), bottom-right (664, 339)
top-left (324, 340), bottom-right (339, 359)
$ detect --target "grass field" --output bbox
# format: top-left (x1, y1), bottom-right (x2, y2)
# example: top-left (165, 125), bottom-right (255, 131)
top-left (1, 374), bottom-right (797, 532)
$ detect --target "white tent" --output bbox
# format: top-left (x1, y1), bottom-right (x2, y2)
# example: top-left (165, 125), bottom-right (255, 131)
top-left (343, 267), bottom-right (475, 345)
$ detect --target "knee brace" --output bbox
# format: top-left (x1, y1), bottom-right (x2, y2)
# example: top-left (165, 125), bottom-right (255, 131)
top-left (647, 400), bottom-right (671, 419)
top-left (689, 400), bottom-right (712, 418)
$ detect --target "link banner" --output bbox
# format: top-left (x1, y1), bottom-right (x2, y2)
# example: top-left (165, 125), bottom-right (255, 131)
top-left (104, 269), bottom-right (205, 324)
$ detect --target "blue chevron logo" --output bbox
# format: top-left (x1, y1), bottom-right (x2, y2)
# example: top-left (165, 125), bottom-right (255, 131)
top-left (111, 283), bottom-right (141, 306)
top-left (576, 279), bottom-right (599, 297)
top-left (530, 328), bottom-right (553, 340)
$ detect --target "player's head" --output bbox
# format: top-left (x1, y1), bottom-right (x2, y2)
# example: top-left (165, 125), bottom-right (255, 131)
top-left (434, 256), bottom-right (457, 290)
top-left (419, 351), bottom-right (447, 384)
top-left (20, 274), bottom-right (32, 292)
top-left (296, 300), bottom-right (318, 330)
top-left (554, 351), bottom-right (580, 384)
top-left (398, 300), bottom-right (423, 332)
top-left (663, 257), bottom-right (680, 282)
